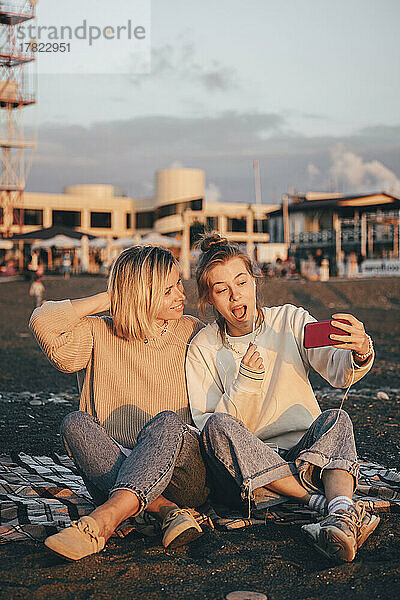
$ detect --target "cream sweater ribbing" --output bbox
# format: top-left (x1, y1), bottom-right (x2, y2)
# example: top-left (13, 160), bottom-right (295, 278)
top-left (29, 300), bottom-right (202, 448)
top-left (187, 304), bottom-right (373, 449)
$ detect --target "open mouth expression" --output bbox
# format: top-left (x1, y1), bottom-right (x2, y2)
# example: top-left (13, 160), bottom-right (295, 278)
top-left (208, 258), bottom-right (256, 335)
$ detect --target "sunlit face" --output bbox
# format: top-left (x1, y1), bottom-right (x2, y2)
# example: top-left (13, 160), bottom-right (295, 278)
top-left (155, 264), bottom-right (186, 323)
top-left (207, 257), bottom-right (256, 336)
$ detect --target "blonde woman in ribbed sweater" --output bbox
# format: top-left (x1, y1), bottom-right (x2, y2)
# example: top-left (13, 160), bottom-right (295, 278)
top-left (29, 245), bottom-right (210, 561)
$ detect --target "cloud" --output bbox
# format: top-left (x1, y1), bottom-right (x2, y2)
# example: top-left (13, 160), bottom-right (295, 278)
top-left (329, 143), bottom-right (400, 192)
top-left (307, 163), bottom-right (320, 180)
top-left (26, 111), bottom-right (286, 199)
top-left (129, 42), bottom-right (238, 92)
top-left (169, 160), bottom-right (184, 169)
top-left (26, 113), bottom-right (400, 203)
top-left (199, 65), bottom-right (238, 91)
top-left (205, 182), bottom-right (221, 203)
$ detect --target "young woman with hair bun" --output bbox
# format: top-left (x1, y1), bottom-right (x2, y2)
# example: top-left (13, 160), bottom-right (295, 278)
top-left (186, 233), bottom-right (378, 562)
top-left (29, 245), bottom-right (211, 560)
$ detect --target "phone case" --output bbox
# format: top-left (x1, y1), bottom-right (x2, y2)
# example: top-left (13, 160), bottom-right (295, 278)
top-left (304, 319), bottom-right (350, 349)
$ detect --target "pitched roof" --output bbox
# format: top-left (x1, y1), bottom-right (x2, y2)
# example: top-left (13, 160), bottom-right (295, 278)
top-left (10, 226), bottom-right (96, 240)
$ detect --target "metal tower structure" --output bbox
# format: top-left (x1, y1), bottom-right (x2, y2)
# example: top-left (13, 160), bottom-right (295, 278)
top-left (0, 0), bottom-right (36, 237)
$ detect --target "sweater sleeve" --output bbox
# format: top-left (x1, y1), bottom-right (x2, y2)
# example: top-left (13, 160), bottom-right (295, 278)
top-left (29, 299), bottom-right (94, 373)
top-left (186, 339), bottom-right (264, 432)
top-left (290, 306), bottom-right (374, 388)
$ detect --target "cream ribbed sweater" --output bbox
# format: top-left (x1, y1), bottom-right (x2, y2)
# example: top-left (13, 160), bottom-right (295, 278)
top-left (29, 300), bottom-right (202, 448)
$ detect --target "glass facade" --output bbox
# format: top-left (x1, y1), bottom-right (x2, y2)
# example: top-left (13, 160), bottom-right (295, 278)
top-left (136, 211), bottom-right (154, 229)
top-left (227, 218), bottom-right (246, 232)
top-left (13, 208), bottom-right (43, 226)
top-left (253, 219), bottom-right (269, 233)
top-left (156, 198), bottom-right (203, 220)
top-left (52, 210), bottom-right (81, 228)
top-left (90, 212), bottom-right (112, 228)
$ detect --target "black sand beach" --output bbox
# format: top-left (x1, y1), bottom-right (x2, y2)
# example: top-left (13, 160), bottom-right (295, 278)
top-left (0, 276), bottom-right (399, 600)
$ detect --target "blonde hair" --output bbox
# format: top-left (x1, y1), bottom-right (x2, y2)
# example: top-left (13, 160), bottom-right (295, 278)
top-left (195, 232), bottom-right (262, 344)
top-left (108, 245), bottom-right (180, 341)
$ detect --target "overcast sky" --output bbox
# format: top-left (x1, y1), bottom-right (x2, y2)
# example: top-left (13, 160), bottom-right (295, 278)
top-left (24, 0), bottom-right (400, 203)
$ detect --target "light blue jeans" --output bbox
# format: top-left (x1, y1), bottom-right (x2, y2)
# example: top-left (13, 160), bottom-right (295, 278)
top-left (61, 410), bottom-right (209, 511)
top-left (201, 409), bottom-right (359, 509)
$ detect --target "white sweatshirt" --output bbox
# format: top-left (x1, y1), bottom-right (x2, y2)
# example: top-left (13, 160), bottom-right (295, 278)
top-left (186, 304), bottom-right (373, 450)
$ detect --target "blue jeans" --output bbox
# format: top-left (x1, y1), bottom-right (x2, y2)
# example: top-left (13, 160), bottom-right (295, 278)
top-left (61, 410), bottom-right (210, 511)
top-left (201, 409), bottom-right (359, 509)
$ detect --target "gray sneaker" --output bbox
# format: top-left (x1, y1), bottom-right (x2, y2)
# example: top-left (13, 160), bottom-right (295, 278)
top-left (301, 501), bottom-right (377, 562)
top-left (162, 508), bottom-right (204, 548)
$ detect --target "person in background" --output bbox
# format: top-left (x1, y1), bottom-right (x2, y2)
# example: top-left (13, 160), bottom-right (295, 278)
top-left (27, 251), bottom-right (39, 281)
top-left (62, 251), bottom-right (72, 279)
top-left (29, 273), bottom-right (45, 308)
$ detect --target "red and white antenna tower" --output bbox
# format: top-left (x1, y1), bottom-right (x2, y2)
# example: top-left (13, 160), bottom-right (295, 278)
top-left (0, 0), bottom-right (36, 237)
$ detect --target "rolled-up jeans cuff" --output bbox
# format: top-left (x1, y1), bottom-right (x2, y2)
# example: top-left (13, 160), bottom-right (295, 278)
top-left (109, 485), bottom-right (147, 516)
top-left (244, 460), bottom-right (297, 493)
top-left (295, 450), bottom-right (359, 494)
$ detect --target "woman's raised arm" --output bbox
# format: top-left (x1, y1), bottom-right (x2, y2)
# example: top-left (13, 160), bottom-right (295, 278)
top-left (71, 291), bottom-right (110, 318)
top-left (29, 293), bottom-right (108, 373)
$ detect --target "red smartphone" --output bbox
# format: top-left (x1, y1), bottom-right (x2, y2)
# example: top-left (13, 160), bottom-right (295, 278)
top-left (304, 319), bottom-right (350, 349)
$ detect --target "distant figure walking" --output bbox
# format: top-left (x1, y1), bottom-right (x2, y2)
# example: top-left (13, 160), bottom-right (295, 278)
top-left (62, 252), bottom-right (72, 279)
top-left (27, 251), bottom-right (39, 281)
top-left (347, 252), bottom-right (358, 279)
top-left (29, 274), bottom-right (45, 308)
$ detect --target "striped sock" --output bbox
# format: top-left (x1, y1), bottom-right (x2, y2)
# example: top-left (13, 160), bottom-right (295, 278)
top-left (308, 494), bottom-right (328, 515)
top-left (328, 495), bottom-right (354, 514)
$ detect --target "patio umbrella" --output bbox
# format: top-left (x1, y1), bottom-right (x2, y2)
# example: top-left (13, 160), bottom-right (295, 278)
top-left (139, 233), bottom-right (181, 247)
top-left (88, 237), bottom-right (108, 249)
top-left (32, 235), bottom-right (81, 250)
top-left (114, 237), bottom-right (137, 249)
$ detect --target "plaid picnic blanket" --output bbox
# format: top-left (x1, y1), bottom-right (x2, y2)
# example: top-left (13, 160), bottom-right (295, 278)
top-left (1, 453), bottom-right (399, 543)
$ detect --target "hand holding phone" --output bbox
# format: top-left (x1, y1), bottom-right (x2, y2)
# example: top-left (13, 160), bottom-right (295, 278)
top-left (304, 319), bottom-right (350, 349)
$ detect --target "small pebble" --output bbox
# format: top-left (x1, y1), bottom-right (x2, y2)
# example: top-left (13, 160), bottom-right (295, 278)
top-left (377, 391), bottom-right (390, 400)
top-left (226, 593), bottom-right (268, 600)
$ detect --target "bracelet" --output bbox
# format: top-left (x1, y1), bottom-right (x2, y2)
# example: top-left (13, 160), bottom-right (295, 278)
top-left (353, 334), bottom-right (374, 361)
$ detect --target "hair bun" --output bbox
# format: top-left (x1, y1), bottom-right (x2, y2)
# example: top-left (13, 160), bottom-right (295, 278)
top-left (199, 233), bottom-right (229, 252)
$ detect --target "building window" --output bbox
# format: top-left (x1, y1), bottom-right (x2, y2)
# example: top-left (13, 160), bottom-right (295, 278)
top-left (126, 212), bottom-right (131, 229)
top-left (90, 212), bottom-right (111, 228)
top-left (136, 211), bottom-right (154, 229)
top-left (227, 218), bottom-right (246, 232)
top-left (156, 198), bottom-right (203, 220)
top-left (253, 219), bottom-right (268, 233)
top-left (52, 210), bottom-right (81, 228)
top-left (190, 198), bottom-right (202, 211)
top-left (13, 208), bottom-right (23, 225)
top-left (206, 216), bottom-right (218, 231)
top-left (157, 203), bottom-right (178, 219)
top-left (25, 209), bottom-right (43, 226)
top-left (13, 208), bottom-right (43, 226)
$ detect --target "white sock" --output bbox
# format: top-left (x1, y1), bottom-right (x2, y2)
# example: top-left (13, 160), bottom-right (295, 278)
top-left (328, 495), bottom-right (354, 514)
top-left (308, 494), bottom-right (328, 515)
